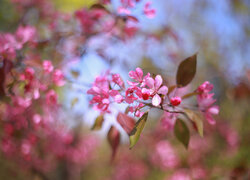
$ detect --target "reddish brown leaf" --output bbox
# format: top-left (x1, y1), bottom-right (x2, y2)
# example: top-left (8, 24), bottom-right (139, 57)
top-left (117, 112), bottom-right (135, 134)
top-left (107, 126), bottom-right (120, 161)
top-left (176, 54), bottom-right (197, 87)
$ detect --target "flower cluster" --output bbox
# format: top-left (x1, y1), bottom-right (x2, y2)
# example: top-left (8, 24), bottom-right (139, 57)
top-left (88, 68), bottom-right (172, 117)
top-left (196, 81), bottom-right (219, 125)
top-left (0, 25), bottom-right (36, 60)
top-left (88, 68), bottom-right (220, 124)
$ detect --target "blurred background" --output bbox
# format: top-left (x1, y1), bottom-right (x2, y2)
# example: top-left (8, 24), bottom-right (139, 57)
top-left (0, 0), bottom-right (249, 179)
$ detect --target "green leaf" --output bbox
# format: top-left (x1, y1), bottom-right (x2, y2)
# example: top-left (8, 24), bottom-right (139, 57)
top-left (176, 54), bottom-right (197, 87)
top-left (185, 109), bottom-right (204, 137)
top-left (91, 115), bottom-right (104, 130)
top-left (129, 112), bottom-right (148, 149)
top-left (174, 118), bottom-right (190, 148)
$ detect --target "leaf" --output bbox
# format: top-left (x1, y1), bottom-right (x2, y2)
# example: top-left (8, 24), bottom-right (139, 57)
top-left (124, 106), bottom-right (130, 114)
top-left (129, 112), bottom-right (148, 149)
top-left (70, 97), bottom-right (79, 108)
top-left (185, 109), bottom-right (203, 137)
top-left (90, 3), bottom-right (106, 10)
top-left (176, 54), bottom-right (197, 87)
top-left (167, 85), bottom-right (177, 95)
top-left (174, 118), bottom-right (190, 148)
top-left (126, 15), bottom-right (139, 23)
top-left (107, 126), bottom-right (120, 161)
top-left (181, 91), bottom-right (198, 99)
top-left (71, 70), bottom-right (80, 79)
top-left (91, 115), bottom-right (104, 130)
top-left (117, 112), bottom-right (135, 134)
top-left (90, 3), bottom-right (110, 13)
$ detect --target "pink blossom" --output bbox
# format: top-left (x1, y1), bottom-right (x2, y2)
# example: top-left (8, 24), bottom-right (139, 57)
top-left (21, 67), bottom-right (35, 82)
top-left (117, 7), bottom-right (131, 15)
top-left (91, 94), bottom-right (110, 113)
top-left (204, 105), bottom-right (219, 125)
top-left (168, 169), bottom-right (191, 180)
top-left (128, 67), bottom-right (143, 86)
top-left (151, 141), bottom-right (179, 170)
top-left (143, 2), bottom-right (156, 19)
top-left (120, 0), bottom-right (135, 8)
top-left (15, 25), bottom-right (36, 45)
top-left (87, 74), bottom-right (112, 112)
top-left (145, 75), bottom-right (168, 106)
top-left (21, 142), bottom-right (31, 155)
top-left (112, 74), bottom-right (124, 88)
top-left (170, 96), bottom-right (182, 106)
top-left (33, 89), bottom-right (40, 99)
top-left (4, 124), bottom-right (14, 136)
top-left (15, 96), bottom-right (32, 108)
top-left (0, 33), bottom-right (20, 59)
top-left (197, 81), bottom-right (219, 125)
top-left (33, 114), bottom-right (42, 124)
top-left (128, 103), bottom-right (144, 117)
top-left (125, 86), bottom-right (142, 104)
top-left (43, 60), bottom-right (54, 73)
top-left (46, 90), bottom-right (58, 105)
top-left (128, 67), bottom-right (150, 87)
top-left (53, 69), bottom-right (65, 86)
top-left (161, 112), bottom-right (177, 131)
top-left (75, 9), bottom-right (99, 33)
top-left (191, 166), bottom-right (207, 180)
top-left (197, 81), bottom-right (213, 94)
top-left (109, 90), bottom-right (123, 103)
top-left (113, 154), bottom-right (148, 180)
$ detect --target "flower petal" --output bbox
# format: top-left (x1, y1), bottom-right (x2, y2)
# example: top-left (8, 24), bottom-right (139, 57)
top-left (158, 86), bottom-right (168, 95)
top-left (155, 75), bottom-right (163, 89)
top-left (205, 113), bottom-right (216, 125)
top-left (152, 94), bottom-right (161, 106)
top-left (208, 105), bottom-right (219, 115)
top-left (146, 77), bottom-right (154, 89)
top-left (136, 67), bottom-right (143, 79)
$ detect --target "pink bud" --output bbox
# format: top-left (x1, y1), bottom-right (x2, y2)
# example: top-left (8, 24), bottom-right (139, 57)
top-left (170, 96), bottom-right (182, 106)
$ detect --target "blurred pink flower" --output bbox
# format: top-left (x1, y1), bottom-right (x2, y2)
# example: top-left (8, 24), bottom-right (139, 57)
top-left (112, 73), bottom-right (125, 88)
top-left (53, 69), bottom-right (65, 86)
top-left (43, 60), bottom-right (54, 73)
top-left (128, 67), bottom-right (150, 87)
top-left (46, 90), bottom-right (58, 105)
top-left (161, 112), bottom-right (177, 131)
top-left (168, 169), bottom-right (191, 180)
top-left (151, 140), bottom-right (179, 170)
top-left (15, 25), bottom-right (36, 45)
top-left (143, 2), bottom-right (156, 19)
top-left (197, 81), bottom-right (219, 125)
